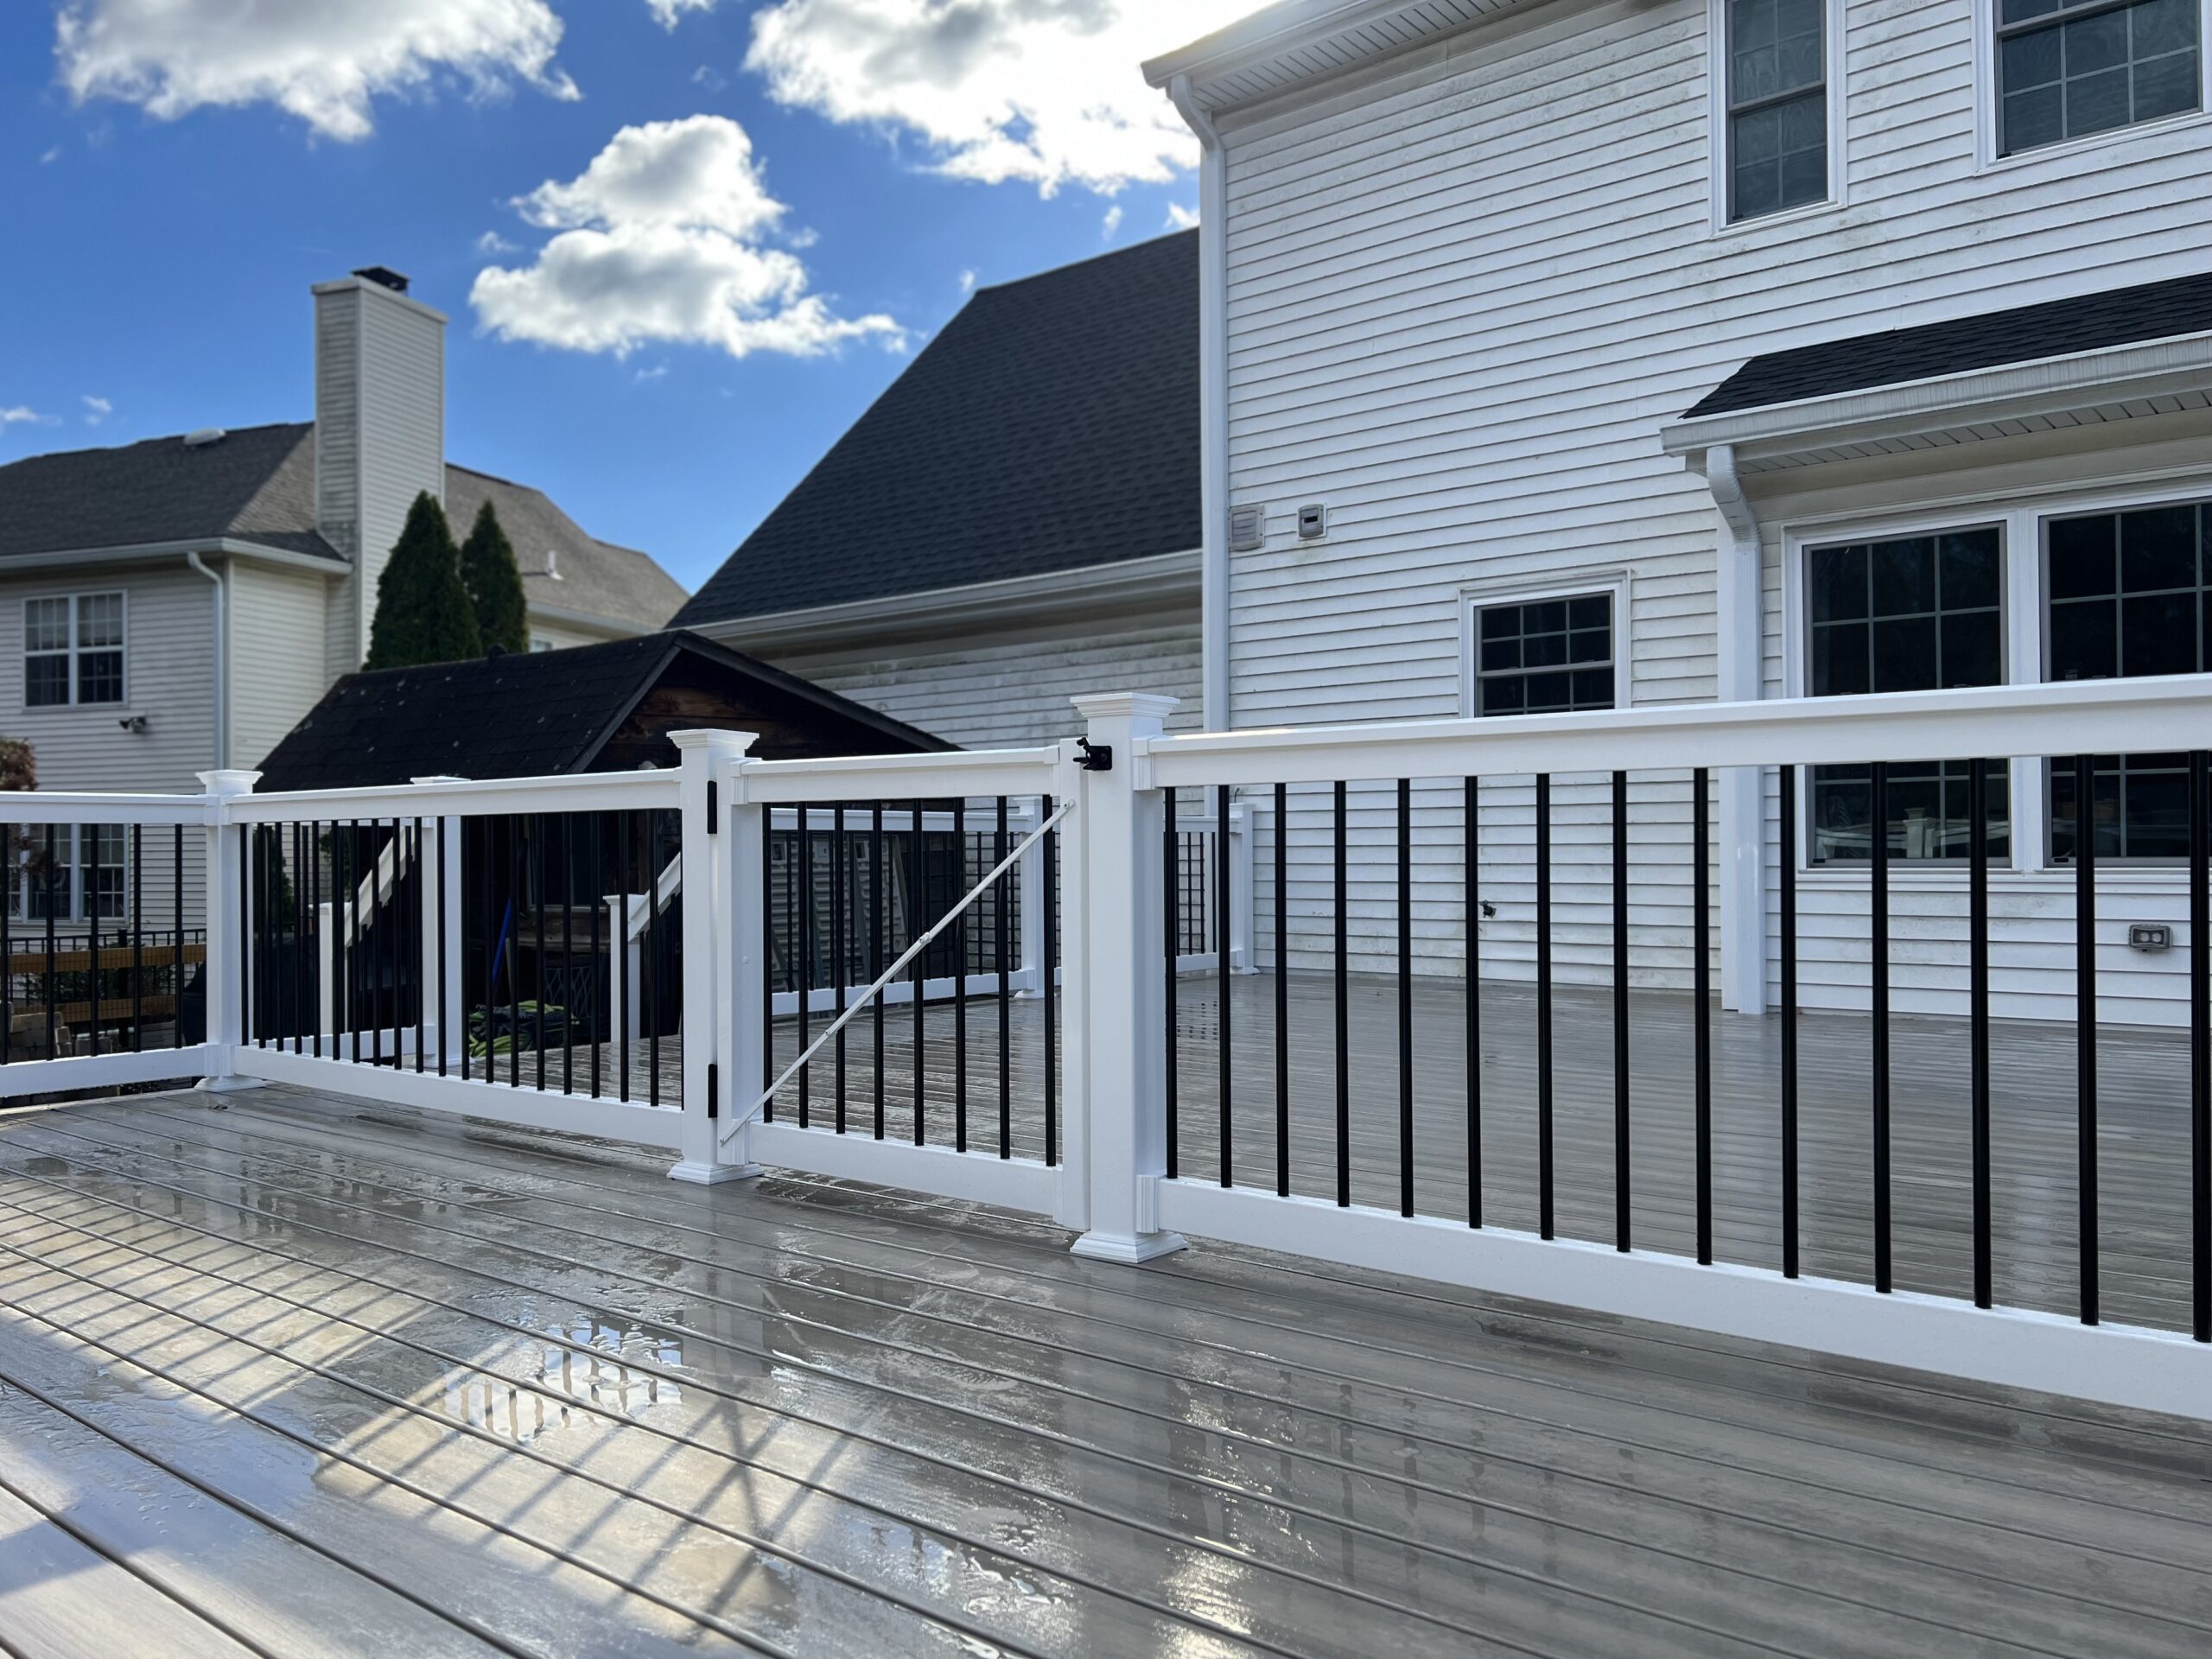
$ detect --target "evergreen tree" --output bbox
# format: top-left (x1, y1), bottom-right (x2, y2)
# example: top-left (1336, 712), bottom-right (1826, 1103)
top-left (459, 499), bottom-right (531, 657)
top-left (365, 493), bottom-right (480, 670)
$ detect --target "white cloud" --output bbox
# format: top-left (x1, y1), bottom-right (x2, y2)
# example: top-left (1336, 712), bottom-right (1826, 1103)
top-left (1, 407), bottom-right (55, 432)
top-left (1101, 204), bottom-right (1122, 239)
top-left (648, 0), bottom-right (721, 27)
top-left (472, 114), bottom-right (900, 361)
top-left (475, 229), bottom-right (520, 254)
top-left (54, 0), bottom-right (577, 142)
top-left (692, 64), bottom-right (728, 91)
top-left (743, 0), bottom-right (1249, 195)
top-left (958, 268), bottom-right (977, 292)
top-left (39, 145), bottom-right (60, 163)
top-left (1164, 200), bottom-right (1197, 230)
top-left (81, 395), bottom-right (111, 424)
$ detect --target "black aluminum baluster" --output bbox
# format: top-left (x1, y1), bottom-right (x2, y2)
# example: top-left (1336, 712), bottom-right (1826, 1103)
top-left (1613, 768), bottom-right (1630, 1254)
top-left (43, 823), bottom-right (55, 1061)
top-left (1334, 779), bottom-right (1349, 1209)
top-left (1222, 782), bottom-right (1236, 1190)
top-left (1970, 759), bottom-right (1992, 1309)
top-left (1043, 797), bottom-right (1058, 1167)
top-left (2075, 753), bottom-right (2098, 1325)
top-left (797, 802), bottom-right (810, 1126)
top-left (135, 822), bottom-right (146, 1052)
top-left (834, 803), bottom-right (848, 1133)
top-left (310, 823), bottom-right (323, 1062)
top-left (1466, 775), bottom-right (1481, 1229)
top-left (508, 816), bottom-right (523, 1088)
top-left (1164, 785), bottom-right (1178, 1180)
top-left (953, 798), bottom-right (966, 1150)
top-left (483, 817), bottom-right (499, 1087)
top-left (588, 815), bottom-right (603, 1096)
top-left (1537, 772), bottom-right (1554, 1240)
top-left (172, 823), bottom-right (185, 1052)
top-left (1399, 777), bottom-right (1414, 1218)
top-left (2193, 750), bottom-right (2210, 1344)
top-left (238, 824), bottom-right (251, 1052)
top-left (998, 793), bottom-right (1011, 1160)
top-left (1274, 780), bottom-right (1288, 1199)
top-left (90, 826), bottom-right (105, 1053)
top-left (1872, 762), bottom-right (1891, 1293)
top-left (1780, 766), bottom-right (1799, 1280)
top-left (758, 810), bottom-right (771, 1117)
top-left (912, 799), bottom-right (925, 1146)
top-left (1694, 769), bottom-right (1712, 1267)
top-left (873, 803), bottom-right (886, 1140)
top-left (1, 836), bottom-right (10, 1069)
top-left (437, 817), bottom-right (450, 1077)
top-left (561, 815), bottom-right (574, 1091)
top-left (645, 813), bottom-right (661, 1109)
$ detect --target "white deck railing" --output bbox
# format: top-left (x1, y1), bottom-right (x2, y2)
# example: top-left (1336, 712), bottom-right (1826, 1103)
top-left (3, 677), bottom-right (2209, 1421)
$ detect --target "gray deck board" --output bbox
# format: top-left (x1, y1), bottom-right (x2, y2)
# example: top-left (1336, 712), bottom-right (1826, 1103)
top-left (1, 1089), bottom-right (2207, 1657)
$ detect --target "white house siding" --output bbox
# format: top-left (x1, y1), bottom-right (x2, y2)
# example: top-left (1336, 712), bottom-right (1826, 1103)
top-left (526, 617), bottom-right (620, 652)
top-left (762, 607), bottom-right (1204, 751)
top-left (1217, 0), bottom-right (2212, 1004)
top-left (228, 562), bottom-right (332, 771)
top-left (0, 563), bottom-right (213, 931)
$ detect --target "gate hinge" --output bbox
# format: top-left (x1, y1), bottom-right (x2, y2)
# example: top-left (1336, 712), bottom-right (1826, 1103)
top-left (705, 779), bottom-right (719, 831)
top-left (706, 1061), bottom-right (719, 1118)
top-left (1075, 739), bottom-right (1113, 772)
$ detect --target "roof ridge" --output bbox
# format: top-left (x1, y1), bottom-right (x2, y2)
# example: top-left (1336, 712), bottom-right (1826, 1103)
top-left (973, 227), bottom-right (1198, 295)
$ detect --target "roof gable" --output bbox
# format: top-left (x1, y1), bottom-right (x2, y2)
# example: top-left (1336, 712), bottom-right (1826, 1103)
top-left (676, 231), bottom-right (1199, 629)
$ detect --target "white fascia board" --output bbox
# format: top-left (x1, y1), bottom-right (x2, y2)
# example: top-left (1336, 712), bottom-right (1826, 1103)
top-left (1661, 332), bottom-right (2212, 462)
top-left (1143, 0), bottom-right (1401, 86)
top-left (0, 538), bottom-right (348, 578)
top-left (687, 550), bottom-right (1202, 654)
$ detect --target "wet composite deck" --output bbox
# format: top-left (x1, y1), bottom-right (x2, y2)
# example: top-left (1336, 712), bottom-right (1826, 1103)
top-left (0, 1084), bottom-right (2209, 1656)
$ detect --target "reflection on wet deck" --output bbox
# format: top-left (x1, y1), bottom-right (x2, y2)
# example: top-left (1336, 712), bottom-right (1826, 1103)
top-left (0, 1085), bottom-right (2208, 1656)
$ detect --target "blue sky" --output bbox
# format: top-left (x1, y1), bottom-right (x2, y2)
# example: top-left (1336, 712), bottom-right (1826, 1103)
top-left (0, 1), bottom-right (1229, 594)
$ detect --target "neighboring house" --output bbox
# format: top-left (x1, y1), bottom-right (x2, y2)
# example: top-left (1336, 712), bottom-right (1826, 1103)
top-left (1145, 0), bottom-right (2212, 1025)
top-left (0, 266), bottom-right (689, 814)
top-left (675, 232), bottom-right (1200, 749)
top-left (256, 629), bottom-right (949, 791)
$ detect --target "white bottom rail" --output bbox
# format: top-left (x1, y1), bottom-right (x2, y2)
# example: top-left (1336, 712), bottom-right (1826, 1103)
top-left (751, 1120), bottom-right (1063, 1216)
top-left (1151, 1178), bottom-right (2212, 1424)
top-left (0, 1046), bottom-right (214, 1100)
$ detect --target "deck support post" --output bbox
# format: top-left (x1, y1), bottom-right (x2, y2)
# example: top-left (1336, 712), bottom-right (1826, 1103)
top-left (196, 768), bottom-right (264, 1093)
top-left (1070, 692), bottom-right (1187, 1263)
top-left (670, 729), bottom-right (762, 1185)
top-left (1705, 443), bottom-right (1770, 1015)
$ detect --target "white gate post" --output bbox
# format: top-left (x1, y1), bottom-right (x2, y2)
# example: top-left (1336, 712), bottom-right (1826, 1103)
top-left (196, 768), bottom-right (262, 1092)
top-left (1069, 693), bottom-right (1186, 1263)
top-left (411, 779), bottom-right (467, 1066)
top-left (669, 728), bottom-right (760, 1184)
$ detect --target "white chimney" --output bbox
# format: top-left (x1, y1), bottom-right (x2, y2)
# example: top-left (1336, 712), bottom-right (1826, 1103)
top-left (314, 266), bottom-right (446, 676)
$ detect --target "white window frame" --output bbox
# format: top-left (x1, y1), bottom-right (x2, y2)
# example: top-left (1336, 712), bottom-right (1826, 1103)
top-left (1780, 466), bottom-right (2212, 879)
top-left (9, 824), bottom-right (132, 925)
top-left (1973, 0), bottom-right (2212, 171)
top-left (1457, 573), bottom-right (1632, 720)
top-left (1707, 0), bottom-right (1848, 233)
top-left (22, 591), bottom-right (128, 710)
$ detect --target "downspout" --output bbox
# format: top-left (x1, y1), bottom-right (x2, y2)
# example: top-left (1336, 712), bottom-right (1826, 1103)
top-left (1167, 73), bottom-right (1230, 731)
top-left (186, 551), bottom-right (227, 771)
top-left (1702, 444), bottom-right (1767, 1015)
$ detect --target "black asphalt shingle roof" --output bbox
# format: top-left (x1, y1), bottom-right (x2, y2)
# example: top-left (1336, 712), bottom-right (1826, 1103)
top-left (1686, 270), bottom-right (2212, 418)
top-left (675, 230), bottom-right (1198, 628)
top-left (254, 631), bottom-right (947, 793)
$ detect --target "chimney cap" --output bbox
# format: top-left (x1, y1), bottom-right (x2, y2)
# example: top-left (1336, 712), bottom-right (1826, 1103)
top-left (352, 265), bottom-right (410, 295)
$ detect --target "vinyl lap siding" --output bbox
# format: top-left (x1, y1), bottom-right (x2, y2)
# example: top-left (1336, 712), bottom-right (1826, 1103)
top-left (229, 563), bottom-right (330, 770)
top-left (1222, 0), bottom-right (2212, 1002)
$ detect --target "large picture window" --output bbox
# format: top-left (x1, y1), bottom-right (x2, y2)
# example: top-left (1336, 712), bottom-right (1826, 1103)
top-left (1471, 593), bottom-right (1617, 716)
top-left (1726, 0), bottom-right (1828, 219)
top-left (2045, 499), bottom-right (2211, 859)
top-left (24, 593), bottom-right (125, 709)
top-left (1806, 529), bottom-right (2011, 861)
top-left (1997, 0), bottom-right (2201, 157)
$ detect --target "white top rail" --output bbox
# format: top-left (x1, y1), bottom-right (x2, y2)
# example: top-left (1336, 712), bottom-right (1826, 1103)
top-left (234, 770), bottom-right (683, 823)
top-left (1142, 676), bottom-right (2212, 790)
top-left (0, 791), bottom-right (211, 827)
top-left (740, 746), bottom-right (1064, 804)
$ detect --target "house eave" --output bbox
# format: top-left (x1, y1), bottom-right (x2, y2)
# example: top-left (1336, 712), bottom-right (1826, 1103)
top-left (1660, 331), bottom-right (2212, 474)
top-left (687, 550), bottom-right (1203, 654)
top-left (524, 601), bottom-right (657, 639)
top-left (0, 537), bottom-right (349, 577)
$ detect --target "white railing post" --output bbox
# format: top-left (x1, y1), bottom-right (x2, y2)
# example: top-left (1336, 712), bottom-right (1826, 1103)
top-left (1069, 693), bottom-right (1186, 1263)
top-left (411, 779), bottom-right (467, 1066)
top-left (1015, 802), bottom-right (1045, 997)
top-left (669, 728), bottom-right (760, 1184)
top-left (196, 768), bottom-right (261, 1092)
top-left (316, 900), bottom-right (335, 1042)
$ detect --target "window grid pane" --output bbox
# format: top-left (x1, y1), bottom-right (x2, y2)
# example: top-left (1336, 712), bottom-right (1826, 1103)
top-left (1999, 0), bottom-right (2200, 156)
top-left (1728, 0), bottom-right (1827, 220)
top-left (1807, 529), bottom-right (2007, 863)
top-left (1473, 594), bottom-right (1617, 718)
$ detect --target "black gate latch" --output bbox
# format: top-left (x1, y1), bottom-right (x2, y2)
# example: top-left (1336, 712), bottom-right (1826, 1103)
top-left (1075, 739), bottom-right (1113, 772)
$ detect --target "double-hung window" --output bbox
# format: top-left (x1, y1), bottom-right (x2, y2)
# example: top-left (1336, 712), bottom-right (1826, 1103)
top-left (10, 824), bottom-right (130, 923)
top-left (1996, 0), bottom-right (2201, 156)
top-left (1471, 594), bottom-right (1617, 716)
top-left (1726, 0), bottom-right (1829, 219)
top-left (1806, 530), bottom-right (2011, 861)
top-left (24, 593), bottom-right (125, 708)
top-left (2044, 499), bottom-right (2209, 859)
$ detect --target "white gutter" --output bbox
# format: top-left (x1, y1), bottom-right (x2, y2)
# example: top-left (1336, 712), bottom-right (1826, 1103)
top-left (0, 536), bottom-right (347, 576)
top-left (1700, 443), bottom-right (1765, 1017)
top-left (1166, 73), bottom-right (1231, 732)
top-left (185, 551), bottom-right (228, 771)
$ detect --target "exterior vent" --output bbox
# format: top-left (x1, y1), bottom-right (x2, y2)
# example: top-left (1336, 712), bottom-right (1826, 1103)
top-left (1228, 504), bottom-right (1265, 551)
top-left (1297, 503), bottom-right (1326, 540)
top-left (181, 428), bottom-right (227, 448)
